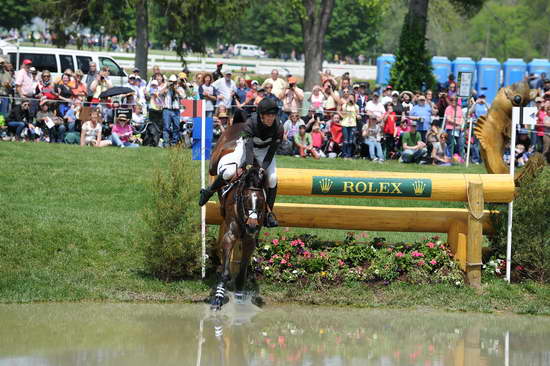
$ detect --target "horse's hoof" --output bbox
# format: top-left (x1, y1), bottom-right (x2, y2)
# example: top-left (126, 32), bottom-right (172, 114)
top-left (210, 295), bottom-right (226, 311)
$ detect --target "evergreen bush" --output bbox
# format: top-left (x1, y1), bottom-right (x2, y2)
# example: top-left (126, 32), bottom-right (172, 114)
top-left (143, 147), bottom-right (204, 280)
top-left (489, 169), bottom-right (550, 283)
top-left (389, 13), bottom-right (435, 92)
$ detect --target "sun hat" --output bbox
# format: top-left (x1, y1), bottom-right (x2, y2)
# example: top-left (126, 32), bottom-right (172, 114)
top-left (218, 111), bottom-right (228, 118)
top-left (168, 74), bottom-right (178, 82)
top-left (178, 72), bottom-right (187, 79)
top-left (251, 80), bottom-right (259, 85)
top-left (288, 76), bottom-right (298, 84)
top-left (400, 90), bottom-right (413, 99)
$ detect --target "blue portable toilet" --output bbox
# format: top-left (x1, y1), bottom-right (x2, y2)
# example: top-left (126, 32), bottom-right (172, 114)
top-left (528, 59), bottom-right (550, 79)
top-left (431, 56), bottom-right (452, 85)
top-left (452, 57), bottom-right (476, 86)
top-left (476, 58), bottom-right (501, 104)
top-left (503, 58), bottom-right (527, 86)
top-left (376, 54), bottom-right (395, 86)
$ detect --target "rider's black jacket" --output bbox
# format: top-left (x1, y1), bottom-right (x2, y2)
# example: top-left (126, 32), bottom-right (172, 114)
top-left (242, 113), bottom-right (283, 170)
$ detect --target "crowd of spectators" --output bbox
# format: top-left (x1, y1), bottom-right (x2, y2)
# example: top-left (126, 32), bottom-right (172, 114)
top-left (1, 55), bottom-right (549, 164)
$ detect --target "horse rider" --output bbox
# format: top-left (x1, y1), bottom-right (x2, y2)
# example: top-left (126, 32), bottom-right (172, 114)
top-left (199, 98), bottom-right (283, 227)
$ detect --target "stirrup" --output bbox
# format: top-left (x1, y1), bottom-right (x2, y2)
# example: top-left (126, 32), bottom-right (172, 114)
top-left (264, 212), bottom-right (279, 228)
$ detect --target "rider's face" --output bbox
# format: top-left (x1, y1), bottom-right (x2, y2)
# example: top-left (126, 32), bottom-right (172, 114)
top-left (261, 113), bottom-right (276, 127)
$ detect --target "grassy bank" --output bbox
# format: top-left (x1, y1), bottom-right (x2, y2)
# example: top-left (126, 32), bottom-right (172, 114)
top-left (1, 143), bottom-right (548, 315)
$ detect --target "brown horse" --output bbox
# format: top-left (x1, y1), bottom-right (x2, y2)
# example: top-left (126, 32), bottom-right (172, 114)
top-left (211, 166), bottom-right (267, 311)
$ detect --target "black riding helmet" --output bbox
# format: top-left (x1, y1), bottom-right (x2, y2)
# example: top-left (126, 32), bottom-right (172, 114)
top-left (257, 98), bottom-right (279, 115)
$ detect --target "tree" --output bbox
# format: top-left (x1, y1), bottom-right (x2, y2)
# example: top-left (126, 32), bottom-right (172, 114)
top-left (294, 0), bottom-right (336, 91)
top-left (0, 0), bottom-right (33, 31)
top-left (390, 0), bottom-right (486, 91)
top-left (154, 0), bottom-right (246, 58)
top-left (389, 0), bottom-right (434, 91)
top-left (325, 0), bottom-right (387, 61)
top-left (135, 0), bottom-right (149, 80)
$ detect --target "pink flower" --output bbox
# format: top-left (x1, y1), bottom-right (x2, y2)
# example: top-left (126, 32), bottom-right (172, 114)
top-left (319, 251), bottom-right (328, 258)
top-left (417, 260), bottom-right (425, 266)
top-left (303, 250), bottom-right (312, 258)
top-left (395, 252), bottom-right (404, 258)
top-left (411, 251), bottom-right (424, 258)
top-left (290, 240), bottom-right (299, 247)
top-left (439, 244), bottom-right (446, 250)
top-left (281, 259), bottom-right (287, 264)
top-left (387, 247), bottom-right (393, 252)
top-left (429, 259), bottom-right (437, 265)
top-left (426, 242), bottom-right (436, 248)
top-left (338, 259), bottom-right (345, 267)
top-left (272, 239), bottom-right (279, 246)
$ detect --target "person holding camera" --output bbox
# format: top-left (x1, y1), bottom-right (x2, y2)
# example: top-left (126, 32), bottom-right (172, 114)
top-left (281, 76), bottom-right (304, 123)
top-left (90, 67), bottom-right (112, 104)
top-left (339, 93), bottom-right (359, 159)
top-left (159, 74), bottom-right (186, 147)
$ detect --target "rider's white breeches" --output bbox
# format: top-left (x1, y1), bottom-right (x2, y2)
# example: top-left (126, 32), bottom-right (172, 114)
top-left (217, 137), bottom-right (277, 188)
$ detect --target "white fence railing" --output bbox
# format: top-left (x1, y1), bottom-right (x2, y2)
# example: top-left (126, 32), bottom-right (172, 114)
top-left (109, 52), bottom-right (377, 80)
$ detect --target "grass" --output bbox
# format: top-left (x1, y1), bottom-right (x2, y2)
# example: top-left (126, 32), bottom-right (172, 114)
top-left (0, 143), bottom-right (548, 314)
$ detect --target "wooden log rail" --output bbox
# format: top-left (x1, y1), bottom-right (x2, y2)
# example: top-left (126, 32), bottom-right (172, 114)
top-left (277, 168), bottom-right (514, 203)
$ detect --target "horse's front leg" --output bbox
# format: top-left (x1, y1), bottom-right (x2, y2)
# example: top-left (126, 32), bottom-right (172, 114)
top-left (234, 234), bottom-right (257, 301)
top-left (211, 222), bottom-right (238, 311)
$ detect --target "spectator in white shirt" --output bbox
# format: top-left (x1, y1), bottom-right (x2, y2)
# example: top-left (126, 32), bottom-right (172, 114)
top-left (212, 71), bottom-right (237, 111)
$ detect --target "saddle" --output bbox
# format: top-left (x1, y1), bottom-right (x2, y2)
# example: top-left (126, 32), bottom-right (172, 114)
top-left (209, 123), bottom-right (246, 176)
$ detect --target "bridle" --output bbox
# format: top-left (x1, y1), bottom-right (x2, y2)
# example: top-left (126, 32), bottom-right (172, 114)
top-left (234, 171), bottom-right (266, 233)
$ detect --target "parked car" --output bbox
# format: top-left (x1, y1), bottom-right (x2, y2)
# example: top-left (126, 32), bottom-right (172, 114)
top-left (0, 41), bottom-right (127, 85)
top-left (234, 44), bottom-right (266, 58)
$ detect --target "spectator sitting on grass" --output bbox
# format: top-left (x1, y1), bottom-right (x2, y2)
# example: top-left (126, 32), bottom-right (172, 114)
top-left (132, 104), bottom-right (146, 132)
top-left (7, 99), bottom-right (33, 141)
top-left (431, 132), bottom-right (452, 166)
top-left (80, 109), bottom-right (111, 147)
top-left (36, 98), bottom-right (65, 143)
top-left (400, 121), bottom-right (427, 163)
top-left (111, 113), bottom-right (138, 148)
top-left (362, 115), bottom-right (384, 162)
top-left (426, 121), bottom-right (441, 158)
top-left (294, 125), bottom-right (320, 159)
top-left (310, 122), bottom-right (326, 158)
top-left (283, 111), bottom-right (305, 143)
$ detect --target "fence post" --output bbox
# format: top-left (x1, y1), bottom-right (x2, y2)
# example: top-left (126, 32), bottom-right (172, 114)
top-left (448, 221), bottom-right (467, 271)
top-left (466, 180), bottom-right (484, 288)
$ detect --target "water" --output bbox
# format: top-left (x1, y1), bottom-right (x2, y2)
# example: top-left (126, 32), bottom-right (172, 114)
top-left (1, 301), bottom-right (549, 365)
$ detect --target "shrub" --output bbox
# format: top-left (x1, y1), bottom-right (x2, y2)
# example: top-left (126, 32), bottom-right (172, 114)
top-left (489, 169), bottom-right (550, 283)
top-left (143, 147), bottom-right (204, 280)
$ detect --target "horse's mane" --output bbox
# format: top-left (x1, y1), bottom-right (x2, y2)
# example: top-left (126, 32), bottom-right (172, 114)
top-left (242, 167), bottom-right (264, 189)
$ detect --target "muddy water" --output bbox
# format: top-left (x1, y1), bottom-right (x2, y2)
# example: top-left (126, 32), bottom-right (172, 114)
top-left (0, 302), bottom-right (549, 365)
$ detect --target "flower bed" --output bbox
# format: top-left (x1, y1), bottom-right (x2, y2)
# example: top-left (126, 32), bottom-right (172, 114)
top-left (253, 232), bottom-right (464, 286)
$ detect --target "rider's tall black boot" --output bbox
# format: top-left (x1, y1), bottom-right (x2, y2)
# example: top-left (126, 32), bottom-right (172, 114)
top-left (199, 175), bottom-right (226, 206)
top-left (264, 186), bottom-right (279, 227)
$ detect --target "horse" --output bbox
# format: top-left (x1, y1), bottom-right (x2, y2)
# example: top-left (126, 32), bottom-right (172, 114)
top-left (210, 166), bottom-right (267, 311)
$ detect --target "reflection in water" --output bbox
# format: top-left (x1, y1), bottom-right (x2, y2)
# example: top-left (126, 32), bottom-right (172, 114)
top-left (0, 300), bottom-right (549, 366)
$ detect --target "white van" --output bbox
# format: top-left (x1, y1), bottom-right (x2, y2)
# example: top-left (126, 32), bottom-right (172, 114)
top-left (0, 41), bottom-right (127, 85)
top-left (234, 44), bottom-right (266, 58)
